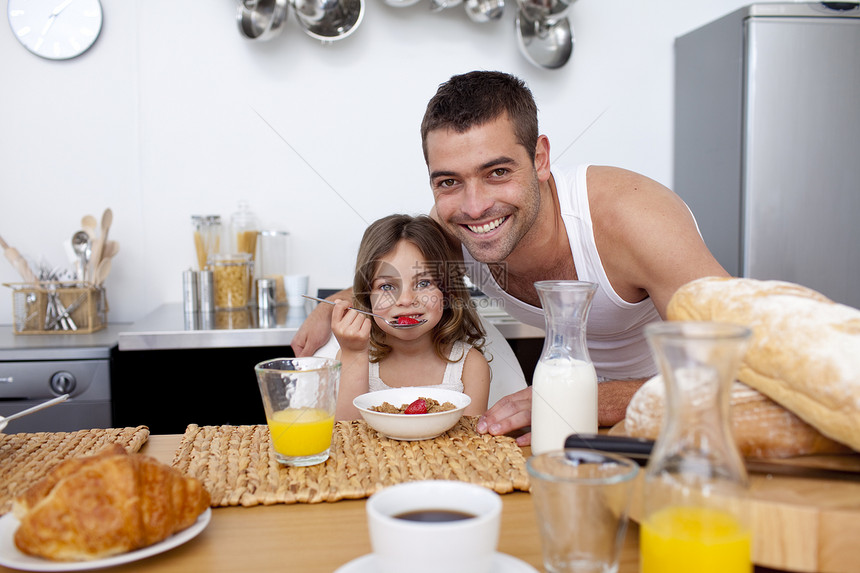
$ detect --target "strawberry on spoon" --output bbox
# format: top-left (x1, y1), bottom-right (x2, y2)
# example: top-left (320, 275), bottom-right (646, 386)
top-left (301, 295), bottom-right (428, 328)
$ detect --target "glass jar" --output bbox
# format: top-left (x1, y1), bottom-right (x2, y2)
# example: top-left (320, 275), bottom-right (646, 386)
top-left (256, 230), bottom-right (289, 305)
top-left (208, 253), bottom-right (253, 310)
top-left (530, 280), bottom-right (598, 455)
top-left (640, 321), bottom-right (753, 573)
top-left (191, 215), bottom-right (222, 271)
top-left (230, 201), bottom-right (260, 257)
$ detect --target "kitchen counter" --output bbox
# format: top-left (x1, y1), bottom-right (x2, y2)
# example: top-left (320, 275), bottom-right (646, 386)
top-left (0, 324), bottom-right (128, 360)
top-left (118, 301), bottom-right (544, 351)
top-left (117, 303), bottom-right (306, 351)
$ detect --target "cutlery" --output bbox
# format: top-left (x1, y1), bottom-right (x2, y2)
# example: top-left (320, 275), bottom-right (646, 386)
top-left (71, 230), bottom-right (91, 282)
top-left (45, 290), bottom-right (86, 330)
top-left (87, 208), bottom-right (112, 281)
top-left (94, 258), bottom-right (111, 286)
top-left (81, 214), bottom-right (98, 238)
top-left (301, 295), bottom-right (428, 328)
top-left (102, 240), bottom-right (120, 260)
top-left (0, 234), bottom-right (38, 284)
top-left (564, 434), bottom-right (860, 482)
top-left (0, 394), bottom-right (70, 431)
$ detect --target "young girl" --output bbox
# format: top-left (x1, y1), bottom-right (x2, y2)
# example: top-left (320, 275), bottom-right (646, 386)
top-left (331, 214), bottom-right (490, 420)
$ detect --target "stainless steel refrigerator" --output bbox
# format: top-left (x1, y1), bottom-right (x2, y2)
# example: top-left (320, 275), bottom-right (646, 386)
top-left (674, 2), bottom-right (860, 309)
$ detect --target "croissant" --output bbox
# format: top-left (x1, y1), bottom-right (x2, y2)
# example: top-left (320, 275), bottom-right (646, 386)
top-left (12, 444), bottom-right (211, 561)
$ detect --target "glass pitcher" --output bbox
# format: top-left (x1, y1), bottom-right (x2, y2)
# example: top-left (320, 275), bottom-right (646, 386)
top-left (530, 280), bottom-right (598, 455)
top-left (641, 321), bottom-right (752, 573)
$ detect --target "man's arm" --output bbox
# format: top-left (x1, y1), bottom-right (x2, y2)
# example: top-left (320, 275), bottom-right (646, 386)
top-left (588, 166), bottom-right (729, 424)
top-left (598, 379), bottom-right (647, 427)
top-left (589, 165), bottom-right (730, 318)
top-left (290, 287), bottom-right (352, 357)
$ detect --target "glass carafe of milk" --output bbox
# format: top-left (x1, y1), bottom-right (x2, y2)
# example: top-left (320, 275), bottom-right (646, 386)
top-left (530, 280), bottom-right (598, 455)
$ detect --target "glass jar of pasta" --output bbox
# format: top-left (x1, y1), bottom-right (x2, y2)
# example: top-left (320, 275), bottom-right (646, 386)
top-left (191, 215), bottom-right (222, 271)
top-left (230, 201), bottom-right (260, 257)
top-left (208, 253), bottom-right (253, 309)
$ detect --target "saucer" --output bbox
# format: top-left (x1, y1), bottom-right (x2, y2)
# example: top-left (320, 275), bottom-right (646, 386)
top-left (335, 552), bottom-right (539, 572)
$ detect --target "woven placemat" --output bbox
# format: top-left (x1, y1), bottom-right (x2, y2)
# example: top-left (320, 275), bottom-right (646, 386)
top-left (172, 417), bottom-right (529, 507)
top-left (0, 426), bottom-right (150, 516)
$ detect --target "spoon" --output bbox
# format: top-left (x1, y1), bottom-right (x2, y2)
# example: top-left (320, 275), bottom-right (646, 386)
top-left (301, 295), bottom-right (428, 328)
top-left (94, 258), bottom-right (111, 286)
top-left (87, 208), bottom-right (113, 282)
top-left (102, 240), bottom-right (119, 260)
top-left (81, 215), bottom-right (97, 238)
top-left (0, 394), bottom-right (70, 432)
top-left (71, 231), bottom-right (90, 282)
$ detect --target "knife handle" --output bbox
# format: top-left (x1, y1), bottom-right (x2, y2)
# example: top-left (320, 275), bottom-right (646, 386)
top-left (564, 434), bottom-right (655, 464)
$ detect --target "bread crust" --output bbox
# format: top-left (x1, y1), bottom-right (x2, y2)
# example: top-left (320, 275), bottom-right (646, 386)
top-left (626, 376), bottom-right (850, 458)
top-left (665, 277), bottom-right (859, 452)
top-left (12, 444), bottom-right (211, 561)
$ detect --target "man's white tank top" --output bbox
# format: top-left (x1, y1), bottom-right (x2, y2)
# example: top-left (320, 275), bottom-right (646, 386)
top-left (463, 164), bottom-right (660, 381)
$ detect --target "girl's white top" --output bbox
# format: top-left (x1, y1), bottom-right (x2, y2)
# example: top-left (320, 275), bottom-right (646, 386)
top-left (368, 340), bottom-right (470, 392)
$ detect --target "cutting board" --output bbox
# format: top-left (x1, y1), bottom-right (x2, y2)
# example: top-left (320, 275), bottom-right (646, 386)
top-left (612, 421), bottom-right (860, 573)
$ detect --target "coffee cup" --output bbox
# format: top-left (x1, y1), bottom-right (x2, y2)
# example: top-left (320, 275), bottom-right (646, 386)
top-left (366, 480), bottom-right (501, 573)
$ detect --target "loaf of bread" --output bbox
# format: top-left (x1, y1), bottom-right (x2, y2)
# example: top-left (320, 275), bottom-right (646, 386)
top-left (13, 444), bottom-right (211, 561)
top-left (625, 376), bottom-right (850, 458)
top-left (665, 276), bottom-right (860, 452)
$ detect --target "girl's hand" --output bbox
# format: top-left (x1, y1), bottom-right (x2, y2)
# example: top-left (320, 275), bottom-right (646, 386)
top-left (331, 299), bottom-right (371, 353)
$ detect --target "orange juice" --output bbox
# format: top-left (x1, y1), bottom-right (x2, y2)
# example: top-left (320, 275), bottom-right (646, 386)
top-left (641, 506), bottom-right (751, 573)
top-left (267, 408), bottom-right (334, 457)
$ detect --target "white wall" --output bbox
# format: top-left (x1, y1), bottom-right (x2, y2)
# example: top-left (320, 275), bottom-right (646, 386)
top-left (0, 0), bottom-right (753, 325)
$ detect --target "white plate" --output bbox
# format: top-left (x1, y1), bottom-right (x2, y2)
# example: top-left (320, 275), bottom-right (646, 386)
top-left (335, 551), bottom-right (539, 572)
top-left (0, 508), bottom-right (211, 571)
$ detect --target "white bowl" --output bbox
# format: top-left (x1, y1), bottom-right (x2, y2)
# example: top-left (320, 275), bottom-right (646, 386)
top-left (353, 387), bottom-right (470, 441)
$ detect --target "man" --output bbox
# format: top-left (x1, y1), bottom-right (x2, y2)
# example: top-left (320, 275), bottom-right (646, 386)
top-left (292, 71), bottom-right (728, 444)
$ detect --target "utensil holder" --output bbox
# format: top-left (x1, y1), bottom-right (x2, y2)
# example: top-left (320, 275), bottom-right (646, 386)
top-left (4, 281), bottom-right (108, 334)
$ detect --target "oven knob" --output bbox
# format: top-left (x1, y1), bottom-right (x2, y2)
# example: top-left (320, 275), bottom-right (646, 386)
top-left (50, 371), bottom-right (76, 395)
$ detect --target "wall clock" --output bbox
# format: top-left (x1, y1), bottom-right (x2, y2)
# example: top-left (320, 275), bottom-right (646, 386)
top-left (7, 0), bottom-right (103, 60)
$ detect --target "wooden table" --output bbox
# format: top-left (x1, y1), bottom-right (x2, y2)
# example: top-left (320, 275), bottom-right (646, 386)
top-left (1, 435), bottom-right (636, 573)
top-left (0, 434), bottom-right (808, 573)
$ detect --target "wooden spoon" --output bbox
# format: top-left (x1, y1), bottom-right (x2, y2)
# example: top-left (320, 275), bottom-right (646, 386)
top-left (102, 240), bottom-right (119, 259)
top-left (95, 258), bottom-right (111, 286)
top-left (87, 208), bottom-right (113, 281)
top-left (0, 234), bottom-right (38, 284)
top-left (100, 208), bottom-right (113, 245)
top-left (81, 215), bottom-right (98, 238)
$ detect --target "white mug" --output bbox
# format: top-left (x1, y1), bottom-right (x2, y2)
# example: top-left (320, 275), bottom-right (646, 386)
top-left (366, 480), bottom-right (501, 573)
top-left (284, 274), bottom-right (309, 307)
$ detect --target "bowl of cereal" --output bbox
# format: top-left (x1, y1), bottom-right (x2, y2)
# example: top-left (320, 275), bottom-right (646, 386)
top-left (353, 387), bottom-right (471, 441)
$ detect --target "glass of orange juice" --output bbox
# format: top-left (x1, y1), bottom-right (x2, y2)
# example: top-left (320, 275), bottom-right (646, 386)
top-left (254, 357), bottom-right (341, 466)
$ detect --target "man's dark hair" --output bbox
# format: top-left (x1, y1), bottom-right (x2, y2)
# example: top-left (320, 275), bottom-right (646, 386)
top-left (420, 71), bottom-right (539, 162)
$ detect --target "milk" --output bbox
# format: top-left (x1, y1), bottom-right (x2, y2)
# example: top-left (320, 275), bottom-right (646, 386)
top-left (531, 357), bottom-right (598, 455)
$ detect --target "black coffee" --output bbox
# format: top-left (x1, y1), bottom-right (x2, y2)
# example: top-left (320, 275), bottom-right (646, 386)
top-left (394, 509), bottom-right (476, 523)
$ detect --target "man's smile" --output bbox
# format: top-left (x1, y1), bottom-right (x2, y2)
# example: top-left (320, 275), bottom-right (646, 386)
top-left (464, 216), bottom-right (509, 235)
